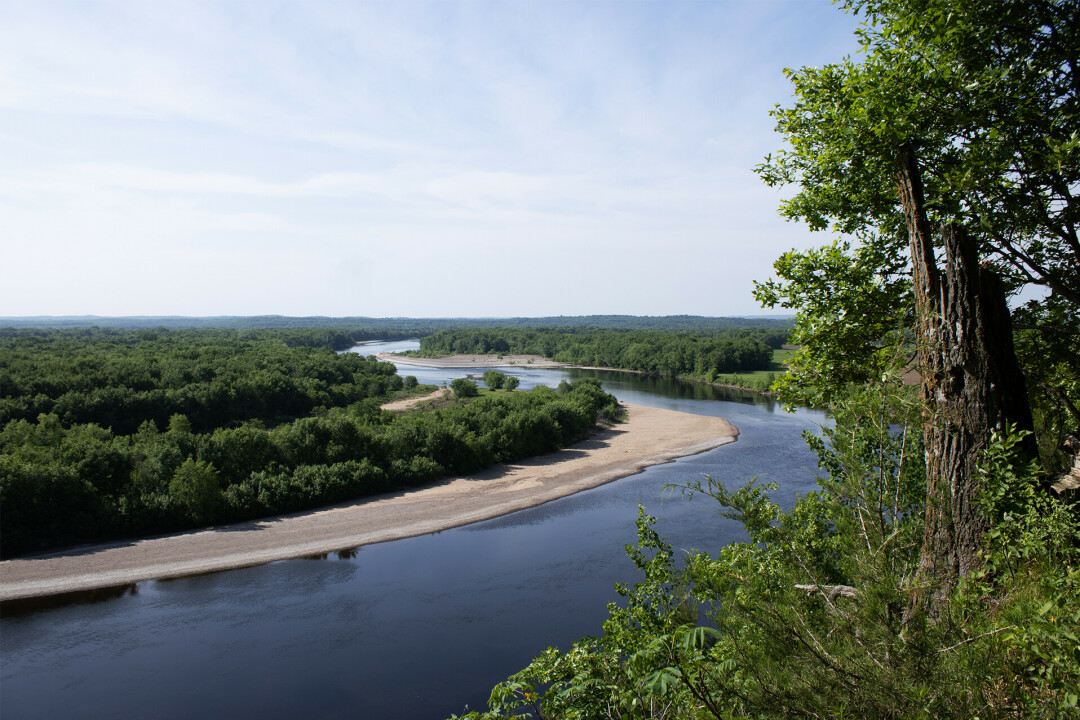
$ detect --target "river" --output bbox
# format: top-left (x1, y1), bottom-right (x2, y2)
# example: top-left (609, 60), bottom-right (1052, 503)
top-left (0, 341), bottom-right (827, 719)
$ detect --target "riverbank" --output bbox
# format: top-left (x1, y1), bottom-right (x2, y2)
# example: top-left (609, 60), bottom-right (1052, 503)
top-left (0, 404), bottom-right (737, 601)
top-left (374, 352), bottom-right (568, 368)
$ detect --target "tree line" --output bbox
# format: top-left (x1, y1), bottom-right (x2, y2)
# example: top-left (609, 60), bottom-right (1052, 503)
top-left (0, 314), bottom-right (792, 333)
top-left (0, 329), bottom-right (620, 557)
top-left (0, 328), bottom-right (402, 435)
top-left (419, 328), bottom-right (781, 380)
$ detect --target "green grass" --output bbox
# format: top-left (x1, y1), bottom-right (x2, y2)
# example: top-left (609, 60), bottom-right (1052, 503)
top-left (773, 348), bottom-right (795, 365)
top-left (709, 348), bottom-right (793, 391)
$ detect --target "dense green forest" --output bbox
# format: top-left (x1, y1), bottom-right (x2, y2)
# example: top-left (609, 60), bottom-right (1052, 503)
top-left (419, 328), bottom-right (783, 381)
top-left (0, 324), bottom-right (396, 352)
top-left (460, 0), bottom-right (1080, 717)
top-left (0, 328), bottom-right (400, 433)
top-left (0, 329), bottom-right (620, 557)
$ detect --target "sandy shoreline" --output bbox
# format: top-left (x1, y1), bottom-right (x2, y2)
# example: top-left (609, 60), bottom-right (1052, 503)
top-left (0, 404), bottom-right (737, 601)
top-left (375, 352), bottom-right (569, 368)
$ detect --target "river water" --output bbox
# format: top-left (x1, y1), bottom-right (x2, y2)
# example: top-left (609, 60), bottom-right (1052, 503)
top-left (1, 341), bottom-right (827, 720)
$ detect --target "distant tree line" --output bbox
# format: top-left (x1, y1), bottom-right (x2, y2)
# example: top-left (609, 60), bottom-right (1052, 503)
top-left (420, 328), bottom-right (781, 379)
top-left (0, 325), bottom-right (399, 352)
top-left (0, 329), bottom-right (620, 557)
top-left (0, 328), bottom-right (401, 434)
top-left (1, 314), bottom-right (793, 333)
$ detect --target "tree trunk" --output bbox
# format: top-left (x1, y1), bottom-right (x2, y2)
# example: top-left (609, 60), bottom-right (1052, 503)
top-left (895, 148), bottom-right (1035, 609)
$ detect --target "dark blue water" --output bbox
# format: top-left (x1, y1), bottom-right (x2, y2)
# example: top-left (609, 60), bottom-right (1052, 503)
top-left (1, 341), bottom-right (827, 720)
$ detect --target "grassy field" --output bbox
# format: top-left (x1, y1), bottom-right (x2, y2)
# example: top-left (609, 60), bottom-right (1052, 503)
top-left (711, 348), bottom-right (793, 391)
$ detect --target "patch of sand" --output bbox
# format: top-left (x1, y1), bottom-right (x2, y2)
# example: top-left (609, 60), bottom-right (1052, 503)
top-left (379, 387), bottom-right (452, 411)
top-left (375, 353), bottom-right (567, 368)
top-left (0, 405), bottom-right (737, 601)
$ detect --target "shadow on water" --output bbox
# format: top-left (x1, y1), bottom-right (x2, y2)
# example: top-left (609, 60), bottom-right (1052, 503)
top-left (565, 368), bottom-right (779, 409)
top-left (1, 583), bottom-right (139, 619)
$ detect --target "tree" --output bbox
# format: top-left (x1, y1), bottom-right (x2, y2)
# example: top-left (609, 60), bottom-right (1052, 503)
top-left (168, 457), bottom-right (222, 524)
top-left (504, 375), bottom-right (520, 391)
top-left (482, 370), bottom-right (506, 390)
top-left (756, 0), bottom-right (1079, 601)
top-left (449, 378), bottom-right (478, 399)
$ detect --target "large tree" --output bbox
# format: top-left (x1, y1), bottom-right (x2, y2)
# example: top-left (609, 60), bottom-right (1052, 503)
top-left (756, 0), bottom-right (1079, 602)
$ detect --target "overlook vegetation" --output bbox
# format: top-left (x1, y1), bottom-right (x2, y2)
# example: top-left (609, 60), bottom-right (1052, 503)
top-left (0, 328), bottom-right (620, 557)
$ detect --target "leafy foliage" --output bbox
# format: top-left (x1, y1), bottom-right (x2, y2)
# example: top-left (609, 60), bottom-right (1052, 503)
top-left (0, 328), bottom-right (400, 434)
top-left (758, 0), bottom-right (1080, 299)
top-left (0, 328), bottom-right (621, 557)
top-left (754, 239), bottom-right (912, 407)
top-left (484, 371), bottom-right (508, 390)
top-left (458, 383), bottom-right (1080, 719)
top-left (755, 0), bottom-right (1079, 451)
top-left (451, 378), bottom-right (480, 398)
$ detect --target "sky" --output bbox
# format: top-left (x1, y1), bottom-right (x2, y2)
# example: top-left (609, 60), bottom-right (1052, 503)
top-left (0, 1), bottom-right (863, 318)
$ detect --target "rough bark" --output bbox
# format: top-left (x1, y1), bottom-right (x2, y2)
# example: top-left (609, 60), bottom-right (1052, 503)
top-left (895, 148), bottom-right (1036, 608)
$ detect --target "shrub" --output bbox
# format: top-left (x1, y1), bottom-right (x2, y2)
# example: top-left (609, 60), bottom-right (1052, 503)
top-left (450, 378), bottom-right (479, 398)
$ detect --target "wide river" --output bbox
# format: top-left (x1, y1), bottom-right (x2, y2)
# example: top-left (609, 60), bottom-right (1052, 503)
top-left (1, 340), bottom-right (827, 720)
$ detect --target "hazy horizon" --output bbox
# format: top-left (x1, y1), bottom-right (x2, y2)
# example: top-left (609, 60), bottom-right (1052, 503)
top-left (2, 1), bottom-right (861, 318)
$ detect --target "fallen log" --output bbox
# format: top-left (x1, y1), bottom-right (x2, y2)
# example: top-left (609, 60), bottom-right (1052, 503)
top-left (795, 584), bottom-right (857, 600)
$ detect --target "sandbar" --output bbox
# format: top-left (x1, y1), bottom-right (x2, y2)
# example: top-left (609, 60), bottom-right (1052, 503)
top-left (375, 352), bottom-right (568, 368)
top-left (0, 404), bottom-right (737, 601)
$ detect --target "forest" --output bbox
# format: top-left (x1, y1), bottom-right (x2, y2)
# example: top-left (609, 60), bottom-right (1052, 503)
top-left (419, 328), bottom-right (783, 380)
top-left (0, 328), bottom-right (620, 557)
top-left (460, 0), bottom-right (1080, 717)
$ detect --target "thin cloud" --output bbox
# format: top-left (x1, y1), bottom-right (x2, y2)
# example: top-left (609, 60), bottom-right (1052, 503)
top-left (0, 1), bottom-right (862, 317)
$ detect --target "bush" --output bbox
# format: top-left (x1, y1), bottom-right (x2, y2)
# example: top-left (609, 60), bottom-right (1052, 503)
top-left (482, 370), bottom-right (506, 390)
top-left (464, 384), bottom-right (1080, 719)
top-left (450, 378), bottom-right (479, 398)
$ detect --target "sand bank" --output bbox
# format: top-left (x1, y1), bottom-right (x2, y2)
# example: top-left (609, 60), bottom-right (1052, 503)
top-left (375, 352), bottom-right (568, 368)
top-left (379, 386), bottom-right (453, 412)
top-left (0, 404), bottom-right (737, 601)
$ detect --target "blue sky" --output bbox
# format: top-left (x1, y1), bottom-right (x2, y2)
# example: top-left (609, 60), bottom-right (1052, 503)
top-left (0, 1), bottom-right (861, 318)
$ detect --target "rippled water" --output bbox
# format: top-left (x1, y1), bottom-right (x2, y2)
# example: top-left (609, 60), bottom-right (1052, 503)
top-left (1, 341), bottom-right (827, 720)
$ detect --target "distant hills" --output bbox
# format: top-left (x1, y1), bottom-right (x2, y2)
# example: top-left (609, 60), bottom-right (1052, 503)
top-left (0, 314), bottom-right (794, 332)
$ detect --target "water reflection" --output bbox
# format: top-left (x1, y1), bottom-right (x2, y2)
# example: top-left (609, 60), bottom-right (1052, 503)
top-left (565, 368), bottom-right (779, 410)
top-left (0, 583), bottom-right (139, 619)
